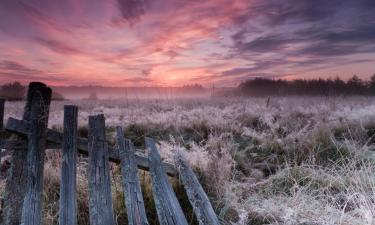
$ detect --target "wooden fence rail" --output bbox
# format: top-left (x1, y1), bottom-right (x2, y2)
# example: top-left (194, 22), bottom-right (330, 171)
top-left (5, 117), bottom-right (177, 176)
top-left (0, 82), bottom-right (220, 225)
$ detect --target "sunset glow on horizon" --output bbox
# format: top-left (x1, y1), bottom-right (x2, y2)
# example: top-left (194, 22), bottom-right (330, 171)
top-left (0, 0), bottom-right (374, 87)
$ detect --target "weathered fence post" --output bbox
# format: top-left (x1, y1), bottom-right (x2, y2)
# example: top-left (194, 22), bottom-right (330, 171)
top-left (116, 127), bottom-right (149, 225)
top-left (59, 105), bottom-right (78, 225)
top-left (146, 137), bottom-right (189, 225)
top-left (0, 98), bottom-right (4, 165)
top-left (20, 85), bottom-right (52, 225)
top-left (0, 98), bottom-right (4, 131)
top-left (88, 114), bottom-right (115, 225)
top-left (174, 154), bottom-right (220, 225)
top-left (3, 82), bottom-right (47, 225)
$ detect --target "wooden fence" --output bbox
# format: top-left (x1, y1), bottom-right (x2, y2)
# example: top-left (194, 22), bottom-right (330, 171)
top-left (0, 82), bottom-right (220, 225)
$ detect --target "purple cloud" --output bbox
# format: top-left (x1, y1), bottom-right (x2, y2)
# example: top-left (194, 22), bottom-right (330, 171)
top-left (35, 38), bottom-right (83, 55)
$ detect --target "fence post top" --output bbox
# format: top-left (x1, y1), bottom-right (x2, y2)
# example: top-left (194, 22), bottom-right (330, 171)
top-left (32, 86), bottom-right (52, 95)
top-left (145, 137), bottom-right (154, 144)
top-left (64, 105), bottom-right (78, 110)
top-left (89, 114), bottom-right (105, 120)
top-left (28, 82), bottom-right (46, 87)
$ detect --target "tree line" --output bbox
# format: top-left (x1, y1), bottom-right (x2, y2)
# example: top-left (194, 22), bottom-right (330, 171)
top-left (228, 75), bottom-right (375, 97)
top-left (0, 81), bottom-right (65, 101)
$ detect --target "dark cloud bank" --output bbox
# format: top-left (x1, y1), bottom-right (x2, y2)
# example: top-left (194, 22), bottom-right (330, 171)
top-left (226, 0), bottom-right (375, 78)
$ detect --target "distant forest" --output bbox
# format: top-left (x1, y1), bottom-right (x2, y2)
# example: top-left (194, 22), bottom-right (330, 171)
top-left (0, 82), bottom-right (65, 101)
top-left (3, 76), bottom-right (375, 100)
top-left (219, 75), bottom-right (375, 97)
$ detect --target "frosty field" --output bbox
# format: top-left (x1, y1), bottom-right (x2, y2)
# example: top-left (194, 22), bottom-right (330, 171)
top-left (2, 96), bottom-right (375, 225)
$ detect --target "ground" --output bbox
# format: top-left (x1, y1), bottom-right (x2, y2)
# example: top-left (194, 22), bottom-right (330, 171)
top-left (1, 96), bottom-right (375, 225)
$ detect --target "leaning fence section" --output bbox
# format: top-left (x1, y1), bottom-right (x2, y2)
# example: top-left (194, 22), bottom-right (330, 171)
top-left (0, 82), bottom-right (220, 225)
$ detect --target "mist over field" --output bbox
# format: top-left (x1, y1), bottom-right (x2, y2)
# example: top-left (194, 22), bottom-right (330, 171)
top-left (52, 85), bottom-right (212, 99)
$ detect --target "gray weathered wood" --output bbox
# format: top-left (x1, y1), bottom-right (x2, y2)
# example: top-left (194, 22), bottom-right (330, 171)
top-left (21, 86), bottom-right (52, 225)
top-left (5, 117), bottom-right (177, 176)
top-left (59, 105), bottom-right (78, 225)
top-left (146, 137), bottom-right (189, 225)
top-left (174, 154), bottom-right (220, 225)
top-left (3, 82), bottom-right (47, 225)
top-left (0, 139), bottom-right (60, 150)
top-left (116, 127), bottom-right (149, 225)
top-left (0, 98), bottom-right (4, 171)
top-left (0, 140), bottom-right (25, 149)
top-left (88, 114), bottom-right (115, 225)
top-left (0, 98), bottom-right (4, 130)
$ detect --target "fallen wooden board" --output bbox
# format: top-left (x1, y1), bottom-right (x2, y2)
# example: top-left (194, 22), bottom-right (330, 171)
top-left (5, 117), bottom-right (177, 176)
top-left (175, 154), bottom-right (220, 225)
top-left (146, 137), bottom-right (189, 225)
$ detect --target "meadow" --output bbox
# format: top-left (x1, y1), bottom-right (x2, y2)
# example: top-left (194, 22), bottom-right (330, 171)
top-left (2, 96), bottom-right (375, 225)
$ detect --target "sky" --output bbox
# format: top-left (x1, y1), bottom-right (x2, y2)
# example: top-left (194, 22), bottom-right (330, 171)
top-left (0, 0), bottom-right (374, 87)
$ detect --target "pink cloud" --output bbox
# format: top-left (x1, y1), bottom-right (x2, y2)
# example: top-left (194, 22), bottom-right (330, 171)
top-left (0, 0), bottom-right (374, 86)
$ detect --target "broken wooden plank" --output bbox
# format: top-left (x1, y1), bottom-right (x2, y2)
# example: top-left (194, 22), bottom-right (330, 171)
top-left (59, 105), bottom-right (78, 225)
top-left (5, 117), bottom-right (177, 176)
top-left (3, 82), bottom-right (47, 225)
top-left (146, 137), bottom-right (189, 225)
top-left (21, 85), bottom-right (52, 225)
top-left (116, 127), bottom-right (149, 225)
top-left (88, 114), bottom-right (115, 225)
top-left (174, 154), bottom-right (220, 225)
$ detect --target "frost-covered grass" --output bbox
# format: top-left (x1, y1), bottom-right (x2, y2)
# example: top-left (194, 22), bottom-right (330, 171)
top-left (2, 96), bottom-right (375, 224)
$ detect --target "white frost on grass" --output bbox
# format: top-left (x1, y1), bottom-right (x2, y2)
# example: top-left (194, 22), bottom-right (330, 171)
top-left (2, 96), bottom-right (375, 224)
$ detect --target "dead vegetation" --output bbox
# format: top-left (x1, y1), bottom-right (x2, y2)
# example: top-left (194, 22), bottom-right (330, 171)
top-left (1, 96), bottom-right (375, 224)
